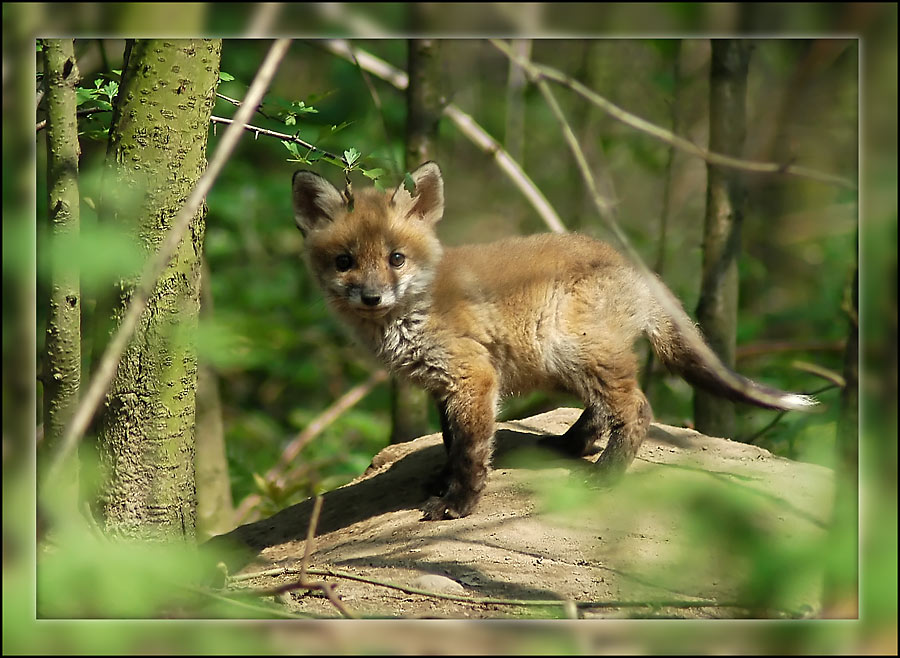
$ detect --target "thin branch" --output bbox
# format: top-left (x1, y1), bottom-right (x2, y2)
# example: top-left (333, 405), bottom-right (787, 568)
top-left (743, 383), bottom-right (837, 444)
top-left (347, 45), bottom-right (398, 177)
top-left (493, 41), bottom-right (855, 191)
top-left (233, 369), bottom-right (388, 524)
top-left (209, 115), bottom-right (345, 166)
top-left (36, 106), bottom-right (108, 132)
top-left (233, 565), bottom-right (804, 615)
top-left (44, 39), bottom-right (294, 489)
top-left (790, 361), bottom-right (846, 389)
top-left (735, 339), bottom-right (846, 361)
top-left (316, 39), bottom-right (567, 234)
top-left (244, 496), bottom-right (359, 619)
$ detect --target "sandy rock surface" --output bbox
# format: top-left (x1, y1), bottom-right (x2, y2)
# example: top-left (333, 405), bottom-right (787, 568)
top-left (215, 408), bottom-right (834, 619)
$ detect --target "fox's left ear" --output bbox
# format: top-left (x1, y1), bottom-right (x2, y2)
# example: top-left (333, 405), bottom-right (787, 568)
top-left (391, 161), bottom-right (444, 226)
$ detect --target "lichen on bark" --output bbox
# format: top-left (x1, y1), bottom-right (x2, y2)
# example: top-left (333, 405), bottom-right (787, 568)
top-left (98, 39), bottom-right (222, 540)
top-left (42, 39), bottom-right (82, 483)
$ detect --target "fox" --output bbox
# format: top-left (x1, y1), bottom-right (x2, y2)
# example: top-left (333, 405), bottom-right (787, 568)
top-left (291, 161), bottom-right (818, 520)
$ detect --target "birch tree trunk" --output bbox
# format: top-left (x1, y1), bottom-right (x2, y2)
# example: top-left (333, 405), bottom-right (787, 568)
top-left (97, 39), bottom-right (221, 540)
top-left (41, 39), bottom-right (82, 485)
top-left (390, 37), bottom-right (441, 443)
top-left (694, 39), bottom-right (749, 438)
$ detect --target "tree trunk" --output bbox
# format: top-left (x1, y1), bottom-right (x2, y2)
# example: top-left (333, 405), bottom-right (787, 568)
top-left (41, 39), bottom-right (82, 486)
top-left (694, 39), bottom-right (749, 438)
top-left (390, 37), bottom-right (442, 443)
top-left (97, 39), bottom-right (221, 540)
top-left (195, 259), bottom-right (234, 540)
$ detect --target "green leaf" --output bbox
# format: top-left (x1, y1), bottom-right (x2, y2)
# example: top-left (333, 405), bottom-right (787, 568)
top-left (361, 167), bottom-right (384, 181)
top-left (219, 71), bottom-right (235, 82)
top-left (293, 100), bottom-right (318, 114)
top-left (343, 147), bottom-right (360, 168)
top-left (403, 172), bottom-right (416, 194)
top-left (252, 472), bottom-right (270, 496)
top-left (330, 121), bottom-right (351, 135)
top-left (281, 141), bottom-right (300, 157)
top-left (284, 113), bottom-right (296, 126)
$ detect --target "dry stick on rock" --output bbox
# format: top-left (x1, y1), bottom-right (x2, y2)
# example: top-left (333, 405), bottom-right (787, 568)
top-left (234, 565), bottom-right (805, 616)
top-left (249, 497), bottom-right (359, 619)
top-left (493, 39), bottom-right (820, 413)
top-left (233, 369), bottom-right (388, 524)
top-left (44, 39), bottom-right (294, 488)
top-left (316, 39), bottom-right (567, 234)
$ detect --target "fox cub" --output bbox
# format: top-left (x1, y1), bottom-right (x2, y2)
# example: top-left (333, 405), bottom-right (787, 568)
top-left (291, 162), bottom-right (816, 520)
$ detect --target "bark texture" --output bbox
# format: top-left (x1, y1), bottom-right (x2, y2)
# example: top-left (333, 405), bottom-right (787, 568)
top-left (42, 39), bottom-right (82, 465)
top-left (390, 38), bottom-right (442, 443)
top-left (694, 40), bottom-right (749, 438)
top-left (98, 39), bottom-right (221, 540)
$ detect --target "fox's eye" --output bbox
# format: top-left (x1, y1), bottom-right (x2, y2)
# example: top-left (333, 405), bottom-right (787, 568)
top-left (335, 254), bottom-right (353, 272)
top-left (389, 252), bottom-right (406, 268)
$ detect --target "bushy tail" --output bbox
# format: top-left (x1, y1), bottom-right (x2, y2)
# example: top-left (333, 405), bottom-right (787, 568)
top-left (646, 303), bottom-right (818, 412)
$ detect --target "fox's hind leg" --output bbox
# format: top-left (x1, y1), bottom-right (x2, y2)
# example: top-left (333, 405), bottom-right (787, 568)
top-left (593, 383), bottom-right (651, 481)
top-left (552, 345), bottom-right (652, 479)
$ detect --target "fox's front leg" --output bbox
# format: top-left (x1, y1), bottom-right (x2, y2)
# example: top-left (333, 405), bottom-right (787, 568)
top-left (422, 369), bottom-right (498, 520)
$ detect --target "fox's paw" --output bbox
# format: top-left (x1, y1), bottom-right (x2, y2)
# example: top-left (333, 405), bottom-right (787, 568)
top-left (420, 492), bottom-right (478, 521)
top-left (536, 434), bottom-right (600, 458)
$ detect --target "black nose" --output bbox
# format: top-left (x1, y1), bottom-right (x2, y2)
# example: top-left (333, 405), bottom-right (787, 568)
top-left (361, 294), bottom-right (382, 307)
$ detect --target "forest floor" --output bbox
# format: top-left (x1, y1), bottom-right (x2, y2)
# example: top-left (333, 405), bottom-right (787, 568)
top-left (215, 408), bottom-right (834, 620)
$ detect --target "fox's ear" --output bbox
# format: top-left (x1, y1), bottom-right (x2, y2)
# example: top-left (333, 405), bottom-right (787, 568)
top-left (391, 161), bottom-right (444, 226)
top-left (292, 171), bottom-right (345, 235)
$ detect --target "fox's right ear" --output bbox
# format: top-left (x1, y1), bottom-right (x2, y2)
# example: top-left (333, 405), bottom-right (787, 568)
top-left (292, 171), bottom-right (345, 236)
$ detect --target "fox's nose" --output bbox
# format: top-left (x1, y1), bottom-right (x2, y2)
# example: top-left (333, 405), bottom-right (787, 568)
top-left (361, 294), bottom-right (382, 307)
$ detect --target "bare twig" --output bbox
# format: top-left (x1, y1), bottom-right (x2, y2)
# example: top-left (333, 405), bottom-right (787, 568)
top-left (735, 339), bottom-right (846, 361)
top-left (233, 369), bottom-right (388, 523)
top-left (233, 564), bottom-right (803, 615)
top-left (44, 39), bottom-right (294, 489)
top-left (316, 39), bottom-right (567, 234)
top-left (491, 40), bottom-right (855, 190)
top-left (790, 361), bottom-right (846, 389)
top-left (347, 45), bottom-right (399, 177)
top-left (300, 495), bottom-right (323, 580)
top-left (743, 383), bottom-right (837, 445)
top-left (245, 496), bottom-right (359, 619)
top-left (36, 106), bottom-right (108, 132)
